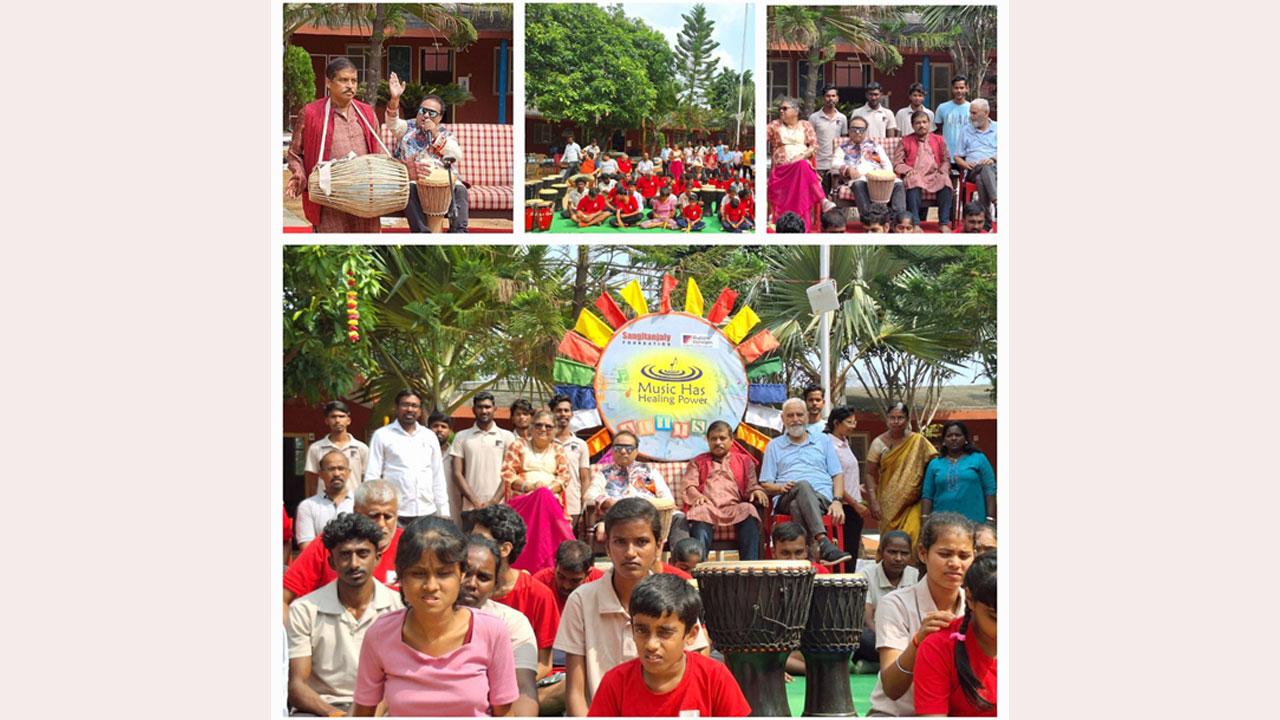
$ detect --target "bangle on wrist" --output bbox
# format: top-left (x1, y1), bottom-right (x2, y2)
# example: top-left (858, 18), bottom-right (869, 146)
top-left (894, 655), bottom-right (912, 675)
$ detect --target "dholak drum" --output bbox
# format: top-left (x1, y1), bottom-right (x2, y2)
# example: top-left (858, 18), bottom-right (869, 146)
top-left (416, 166), bottom-right (453, 233)
top-left (307, 154), bottom-right (410, 218)
top-left (866, 169), bottom-right (897, 204)
top-left (646, 496), bottom-right (675, 550)
top-left (800, 574), bottom-right (869, 717)
top-left (694, 560), bottom-right (815, 716)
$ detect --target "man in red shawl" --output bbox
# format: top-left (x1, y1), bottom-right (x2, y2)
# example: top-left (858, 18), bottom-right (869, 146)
top-left (681, 420), bottom-right (768, 559)
top-left (286, 58), bottom-right (384, 233)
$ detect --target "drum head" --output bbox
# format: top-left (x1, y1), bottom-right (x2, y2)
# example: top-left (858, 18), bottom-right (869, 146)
top-left (693, 560), bottom-right (813, 576)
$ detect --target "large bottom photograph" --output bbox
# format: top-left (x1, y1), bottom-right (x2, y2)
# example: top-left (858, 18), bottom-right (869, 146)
top-left (280, 243), bottom-right (998, 717)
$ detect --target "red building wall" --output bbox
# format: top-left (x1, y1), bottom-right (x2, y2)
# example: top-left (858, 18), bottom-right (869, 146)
top-left (292, 32), bottom-right (512, 125)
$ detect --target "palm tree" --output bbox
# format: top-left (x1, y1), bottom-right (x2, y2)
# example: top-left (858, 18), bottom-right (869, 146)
top-left (767, 6), bottom-right (902, 114)
top-left (746, 245), bottom-right (970, 430)
top-left (899, 5), bottom-right (998, 109)
top-left (284, 4), bottom-right (480, 106)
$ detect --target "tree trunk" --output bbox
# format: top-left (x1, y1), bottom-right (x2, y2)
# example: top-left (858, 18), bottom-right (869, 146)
top-left (803, 48), bottom-right (823, 115)
top-left (572, 245), bottom-right (589, 319)
top-left (365, 5), bottom-right (386, 106)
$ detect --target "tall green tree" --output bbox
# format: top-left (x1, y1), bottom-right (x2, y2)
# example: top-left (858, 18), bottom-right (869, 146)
top-left (767, 6), bottom-right (902, 114)
top-left (673, 4), bottom-right (720, 106)
top-left (705, 68), bottom-right (754, 144)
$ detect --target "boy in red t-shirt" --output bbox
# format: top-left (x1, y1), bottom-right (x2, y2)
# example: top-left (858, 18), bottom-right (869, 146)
top-left (588, 574), bottom-right (750, 717)
top-left (608, 185), bottom-right (644, 227)
top-left (720, 189), bottom-right (753, 233)
top-left (677, 198), bottom-right (705, 232)
top-left (573, 187), bottom-right (610, 227)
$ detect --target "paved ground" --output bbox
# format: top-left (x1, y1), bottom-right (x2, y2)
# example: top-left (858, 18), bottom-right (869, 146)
top-left (282, 169), bottom-right (513, 232)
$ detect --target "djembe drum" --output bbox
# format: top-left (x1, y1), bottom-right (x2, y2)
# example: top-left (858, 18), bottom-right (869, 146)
top-left (800, 574), bottom-right (869, 717)
top-left (694, 560), bottom-right (815, 716)
top-left (525, 179), bottom-right (540, 201)
top-left (538, 188), bottom-right (560, 208)
top-left (646, 496), bottom-right (675, 551)
top-left (416, 166), bottom-right (453, 233)
top-left (866, 169), bottom-right (897, 205)
top-left (532, 200), bottom-right (554, 231)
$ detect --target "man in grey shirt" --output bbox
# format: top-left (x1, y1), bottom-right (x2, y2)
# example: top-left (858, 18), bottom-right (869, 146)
top-left (809, 85), bottom-right (848, 194)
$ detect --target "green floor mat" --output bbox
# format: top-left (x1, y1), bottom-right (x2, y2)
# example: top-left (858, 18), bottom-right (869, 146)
top-left (543, 213), bottom-right (733, 234)
top-left (784, 672), bottom-right (879, 717)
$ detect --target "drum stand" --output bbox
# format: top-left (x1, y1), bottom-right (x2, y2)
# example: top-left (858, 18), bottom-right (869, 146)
top-left (724, 652), bottom-right (793, 717)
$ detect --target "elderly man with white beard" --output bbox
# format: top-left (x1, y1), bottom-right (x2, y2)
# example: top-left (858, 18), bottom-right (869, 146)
top-left (759, 397), bottom-right (852, 565)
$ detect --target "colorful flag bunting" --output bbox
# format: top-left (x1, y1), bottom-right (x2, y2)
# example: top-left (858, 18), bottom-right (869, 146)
top-left (737, 329), bottom-right (780, 364)
top-left (707, 288), bottom-right (738, 324)
top-left (595, 290), bottom-right (628, 329)
top-left (558, 331), bottom-right (603, 366)
top-left (553, 357), bottom-right (596, 386)
top-left (620, 280), bottom-right (649, 317)
top-left (659, 274), bottom-right (677, 313)
top-left (684, 278), bottom-right (705, 316)
top-left (573, 309), bottom-right (614, 348)
top-left (745, 356), bottom-right (784, 379)
top-left (723, 305), bottom-right (761, 344)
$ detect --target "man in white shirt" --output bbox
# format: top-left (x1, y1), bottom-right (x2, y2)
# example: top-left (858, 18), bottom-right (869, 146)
top-left (894, 82), bottom-right (935, 136)
top-left (450, 391), bottom-right (516, 511)
top-left (549, 394), bottom-right (592, 530)
top-left (561, 134), bottom-right (582, 177)
top-left (850, 81), bottom-right (898, 138)
top-left (296, 450), bottom-right (356, 549)
top-left (364, 389), bottom-right (448, 527)
top-left (597, 154), bottom-right (619, 176)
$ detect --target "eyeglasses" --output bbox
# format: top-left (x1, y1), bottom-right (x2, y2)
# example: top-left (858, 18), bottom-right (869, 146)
top-left (780, 105), bottom-right (794, 112)
top-left (533, 423), bottom-right (554, 430)
top-left (850, 127), bottom-right (867, 133)
top-left (417, 107), bottom-right (441, 118)
top-left (612, 444), bottom-right (637, 452)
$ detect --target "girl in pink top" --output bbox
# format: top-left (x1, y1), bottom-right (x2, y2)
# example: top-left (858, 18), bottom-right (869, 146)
top-left (354, 516), bottom-right (519, 717)
top-left (640, 186), bottom-right (679, 229)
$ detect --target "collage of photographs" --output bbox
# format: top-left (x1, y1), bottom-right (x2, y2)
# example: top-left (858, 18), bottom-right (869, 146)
top-left (278, 2), bottom-right (1001, 718)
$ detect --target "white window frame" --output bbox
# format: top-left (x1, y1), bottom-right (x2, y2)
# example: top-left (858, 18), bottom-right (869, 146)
top-left (767, 60), bottom-right (791, 103)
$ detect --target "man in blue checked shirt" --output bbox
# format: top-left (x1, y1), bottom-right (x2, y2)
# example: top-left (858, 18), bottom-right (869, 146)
top-left (759, 398), bottom-right (853, 565)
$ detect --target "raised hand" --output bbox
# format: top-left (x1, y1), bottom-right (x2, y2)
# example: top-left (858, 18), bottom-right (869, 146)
top-left (388, 72), bottom-right (405, 100)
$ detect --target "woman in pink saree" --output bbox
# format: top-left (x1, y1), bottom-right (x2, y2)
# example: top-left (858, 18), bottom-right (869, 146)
top-left (767, 97), bottom-right (826, 232)
top-left (499, 409), bottom-right (575, 573)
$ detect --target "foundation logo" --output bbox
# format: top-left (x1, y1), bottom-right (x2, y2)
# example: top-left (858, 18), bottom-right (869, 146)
top-left (640, 358), bottom-right (704, 383)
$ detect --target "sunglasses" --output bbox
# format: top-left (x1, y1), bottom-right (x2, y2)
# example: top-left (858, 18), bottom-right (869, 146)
top-left (417, 107), bottom-right (442, 118)
top-left (612, 444), bottom-right (637, 451)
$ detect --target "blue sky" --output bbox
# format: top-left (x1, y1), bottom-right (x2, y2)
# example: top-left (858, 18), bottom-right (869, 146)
top-left (596, 2), bottom-right (755, 75)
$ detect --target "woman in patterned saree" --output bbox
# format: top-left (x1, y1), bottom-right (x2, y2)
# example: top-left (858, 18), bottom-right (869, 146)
top-left (865, 401), bottom-right (938, 549)
top-left (766, 97), bottom-right (825, 232)
top-left (499, 409), bottom-right (575, 573)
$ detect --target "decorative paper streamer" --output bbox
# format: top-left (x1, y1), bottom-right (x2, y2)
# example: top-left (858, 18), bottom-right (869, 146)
top-left (723, 305), bottom-right (761, 344)
top-left (747, 383), bottom-right (787, 404)
top-left (595, 290), bottom-right (628, 329)
top-left (659, 274), bottom-right (677, 314)
top-left (745, 356), bottom-right (784, 379)
top-left (737, 329), bottom-right (780, 365)
top-left (570, 408), bottom-right (603, 433)
top-left (554, 384), bottom-right (596, 410)
top-left (558, 331), bottom-right (603, 366)
top-left (707, 287), bottom-right (738, 324)
top-left (736, 423), bottom-right (771, 453)
top-left (586, 427), bottom-right (613, 456)
top-left (553, 357), bottom-right (596, 386)
top-left (684, 278), bottom-right (705, 317)
top-left (619, 280), bottom-right (649, 317)
top-left (573, 309), bottom-right (614, 348)
top-left (745, 403), bottom-right (784, 431)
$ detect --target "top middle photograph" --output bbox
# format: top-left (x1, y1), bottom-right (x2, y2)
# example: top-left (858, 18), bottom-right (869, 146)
top-left (524, 2), bottom-right (757, 234)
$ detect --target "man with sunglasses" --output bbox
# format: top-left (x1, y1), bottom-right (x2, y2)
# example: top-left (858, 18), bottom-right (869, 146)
top-left (382, 72), bottom-right (469, 233)
top-left (836, 115), bottom-right (906, 222)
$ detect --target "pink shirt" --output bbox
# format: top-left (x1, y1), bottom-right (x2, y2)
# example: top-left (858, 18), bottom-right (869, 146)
top-left (355, 607), bottom-right (520, 716)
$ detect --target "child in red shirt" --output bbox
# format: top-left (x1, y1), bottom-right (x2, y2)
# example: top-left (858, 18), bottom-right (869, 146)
top-left (914, 552), bottom-right (997, 716)
top-left (573, 187), bottom-right (610, 227)
top-left (609, 186), bottom-right (643, 227)
top-left (677, 199), bottom-right (705, 232)
top-left (617, 154), bottom-right (633, 176)
top-left (721, 190), bottom-right (753, 233)
top-left (588, 574), bottom-right (750, 717)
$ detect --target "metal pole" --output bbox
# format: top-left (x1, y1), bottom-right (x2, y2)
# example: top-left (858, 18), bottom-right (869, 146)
top-left (735, 5), bottom-right (748, 143)
top-left (820, 244), bottom-right (832, 417)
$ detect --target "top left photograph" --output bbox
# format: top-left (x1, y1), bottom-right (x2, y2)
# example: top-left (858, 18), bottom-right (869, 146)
top-left (282, 3), bottom-right (514, 234)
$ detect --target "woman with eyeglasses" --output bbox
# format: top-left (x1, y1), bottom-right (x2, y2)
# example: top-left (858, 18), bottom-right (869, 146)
top-left (586, 430), bottom-right (674, 543)
top-left (498, 409), bottom-right (575, 573)
top-left (766, 97), bottom-right (826, 232)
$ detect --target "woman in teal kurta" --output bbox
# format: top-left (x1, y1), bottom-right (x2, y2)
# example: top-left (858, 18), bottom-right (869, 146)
top-left (921, 421), bottom-right (996, 525)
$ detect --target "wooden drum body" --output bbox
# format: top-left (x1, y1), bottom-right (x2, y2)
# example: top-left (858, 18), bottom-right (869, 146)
top-left (800, 574), bottom-right (869, 717)
top-left (416, 165), bottom-right (453, 233)
top-left (694, 560), bottom-right (815, 716)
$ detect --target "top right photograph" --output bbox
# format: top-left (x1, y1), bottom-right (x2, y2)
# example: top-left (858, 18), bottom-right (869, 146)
top-left (766, 5), bottom-right (997, 234)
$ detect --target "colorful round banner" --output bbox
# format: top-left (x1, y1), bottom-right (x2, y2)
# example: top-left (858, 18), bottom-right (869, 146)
top-left (594, 312), bottom-right (749, 461)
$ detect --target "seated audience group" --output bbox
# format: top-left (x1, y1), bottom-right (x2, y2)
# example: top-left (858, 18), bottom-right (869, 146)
top-left (768, 76), bottom-right (997, 232)
top-left (556, 137), bottom-right (755, 232)
top-left (285, 388), bottom-right (997, 716)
